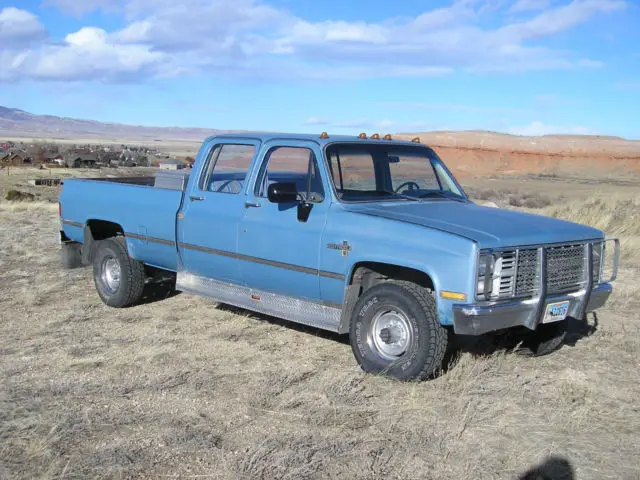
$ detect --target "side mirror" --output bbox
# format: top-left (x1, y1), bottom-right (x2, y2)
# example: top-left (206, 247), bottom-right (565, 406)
top-left (267, 182), bottom-right (298, 203)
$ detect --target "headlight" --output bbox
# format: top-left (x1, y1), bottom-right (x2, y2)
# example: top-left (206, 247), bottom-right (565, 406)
top-left (476, 251), bottom-right (508, 300)
top-left (476, 252), bottom-right (494, 300)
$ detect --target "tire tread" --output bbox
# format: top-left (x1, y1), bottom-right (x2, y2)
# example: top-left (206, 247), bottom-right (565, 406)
top-left (94, 236), bottom-right (145, 308)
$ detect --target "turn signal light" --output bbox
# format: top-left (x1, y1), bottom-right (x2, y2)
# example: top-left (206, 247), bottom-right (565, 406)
top-left (440, 291), bottom-right (467, 301)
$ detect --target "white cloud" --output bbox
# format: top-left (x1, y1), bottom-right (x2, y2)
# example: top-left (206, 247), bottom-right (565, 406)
top-left (509, 0), bottom-right (551, 13)
top-left (0, 0), bottom-right (629, 83)
top-left (0, 26), bottom-right (165, 82)
top-left (509, 121), bottom-right (598, 135)
top-left (497, 0), bottom-right (626, 42)
top-left (0, 7), bottom-right (47, 46)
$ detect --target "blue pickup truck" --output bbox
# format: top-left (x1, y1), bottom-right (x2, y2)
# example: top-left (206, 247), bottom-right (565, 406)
top-left (58, 132), bottom-right (619, 380)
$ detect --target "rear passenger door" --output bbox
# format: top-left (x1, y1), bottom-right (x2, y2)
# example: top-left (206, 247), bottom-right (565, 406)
top-left (178, 140), bottom-right (260, 283)
top-left (238, 140), bottom-right (329, 300)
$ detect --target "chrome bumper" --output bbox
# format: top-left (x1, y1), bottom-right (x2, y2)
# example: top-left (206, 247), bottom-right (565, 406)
top-left (452, 283), bottom-right (613, 336)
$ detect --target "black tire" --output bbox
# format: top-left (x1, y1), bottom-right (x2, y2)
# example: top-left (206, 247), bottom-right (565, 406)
top-left (92, 236), bottom-right (145, 308)
top-left (515, 320), bottom-right (568, 357)
top-left (349, 281), bottom-right (448, 381)
top-left (60, 242), bottom-right (83, 269)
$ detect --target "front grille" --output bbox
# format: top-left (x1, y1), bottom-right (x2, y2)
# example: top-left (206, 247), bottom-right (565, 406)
top-left (592, 242), bottom-right (603, 284)
top-left (515, 249), bottom-right (540, 297)
top-left (478, 241), bottom-right (604, 301)
top-left (546, 244), bottom-right (587, 294)
top-left (514, 244), bottom-right (586, 297)
top-left (497, 251), bottom-right (516, 297)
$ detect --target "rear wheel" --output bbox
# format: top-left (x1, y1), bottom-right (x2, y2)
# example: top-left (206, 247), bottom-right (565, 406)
top-left (92, 237), bottom-right (145, 308)
top-left (349, 281), bottom-right (448, 381)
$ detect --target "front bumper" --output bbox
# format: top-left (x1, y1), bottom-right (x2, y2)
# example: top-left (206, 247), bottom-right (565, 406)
top-left (452, 282), bottom-right (612, 336)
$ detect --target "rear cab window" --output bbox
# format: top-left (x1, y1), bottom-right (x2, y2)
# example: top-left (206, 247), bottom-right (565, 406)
top-left (200, 144), bottom-right (256, 194)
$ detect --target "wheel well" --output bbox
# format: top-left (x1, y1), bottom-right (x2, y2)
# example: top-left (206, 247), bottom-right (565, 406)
top-left (337, 262), bottom-right (435, 334)
top-left (349, 262), bottom-right (434, 293)
top-left (82, 220), bottom-right (125, 264)
top-left (86, 219), bottom-right (124, 240)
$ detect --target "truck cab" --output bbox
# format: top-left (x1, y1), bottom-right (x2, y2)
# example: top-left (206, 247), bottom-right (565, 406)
top-left (58, 132), bottom-right (619, 381)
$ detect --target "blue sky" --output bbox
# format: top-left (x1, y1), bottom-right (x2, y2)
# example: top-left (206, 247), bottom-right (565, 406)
top-left (1, 0), bottom-right (639, 138)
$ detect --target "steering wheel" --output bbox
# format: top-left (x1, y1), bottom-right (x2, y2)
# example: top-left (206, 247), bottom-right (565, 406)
top-left (216, 179), bottom-right (243, 194)
top-left (394, 181), bottom-right (420, 193)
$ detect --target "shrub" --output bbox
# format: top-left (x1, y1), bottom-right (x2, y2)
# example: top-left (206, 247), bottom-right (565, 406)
top-left (6, 190), bottom-right (35, 202)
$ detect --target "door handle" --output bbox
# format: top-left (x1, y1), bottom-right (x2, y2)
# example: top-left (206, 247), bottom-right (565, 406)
top-left (244, 202), bottom-right (262, 208)
top-left (189, 195), bottom-right (205, 202)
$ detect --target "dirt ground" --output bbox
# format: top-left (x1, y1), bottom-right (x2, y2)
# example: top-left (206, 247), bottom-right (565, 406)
top-left (1, 169), bottom-right (639, 478)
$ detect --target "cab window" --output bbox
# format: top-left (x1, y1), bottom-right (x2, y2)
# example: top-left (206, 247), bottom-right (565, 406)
top-left (255, 147), bottom-right (324, 202)
top-left (200, 144), bottom-right (255, 194)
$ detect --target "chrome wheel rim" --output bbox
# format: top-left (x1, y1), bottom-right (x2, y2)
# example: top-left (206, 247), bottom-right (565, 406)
top-left (101, 256), bottom-right (121, 294)
top-left (368, 308), bottom-right (413, 360)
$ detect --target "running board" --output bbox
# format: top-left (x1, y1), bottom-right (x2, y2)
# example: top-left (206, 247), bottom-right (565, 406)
top-left (176, 271), bottom-right (342, 332)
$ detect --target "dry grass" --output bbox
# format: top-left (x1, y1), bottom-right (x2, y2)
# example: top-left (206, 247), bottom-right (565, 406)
top-left (1, 194), bottom-right (639, 479)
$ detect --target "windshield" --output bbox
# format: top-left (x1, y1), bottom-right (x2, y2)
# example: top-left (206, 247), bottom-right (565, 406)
top-left (325, 143), bottom-right (466, 202)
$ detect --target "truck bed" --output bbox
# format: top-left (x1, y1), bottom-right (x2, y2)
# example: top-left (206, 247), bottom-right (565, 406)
top-left (59, 172), bottom-right (187, 271)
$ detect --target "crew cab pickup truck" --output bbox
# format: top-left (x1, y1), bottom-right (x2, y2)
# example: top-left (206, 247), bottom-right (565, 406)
top-left (58, 132), bottom-right (620, 381)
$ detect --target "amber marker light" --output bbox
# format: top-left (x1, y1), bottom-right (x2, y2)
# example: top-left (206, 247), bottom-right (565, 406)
top-left (412, 137), bottom-right (421, 143)
top-left (440, 291), bottom-right (467, 301)
top-left (358, 132), bottom-right (367, 139)
top-left (371, 133), bottom-right (380, 139)
top-left (319, 132), bottom-right (329, 139)
top-left (383, 134), bottom-right (392, 140)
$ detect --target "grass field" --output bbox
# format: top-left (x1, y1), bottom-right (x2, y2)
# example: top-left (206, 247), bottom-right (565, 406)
top-left (1, 193), bottom-right (639, 479)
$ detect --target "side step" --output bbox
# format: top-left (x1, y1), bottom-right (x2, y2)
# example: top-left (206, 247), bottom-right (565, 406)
top-left (176, 271), bottom-right (342, 332)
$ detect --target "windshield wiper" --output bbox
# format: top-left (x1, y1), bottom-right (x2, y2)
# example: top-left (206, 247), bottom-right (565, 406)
top-left (379, 190), bottom-right (421, 201)
top-left (418, 191), bottom-right (466, 202)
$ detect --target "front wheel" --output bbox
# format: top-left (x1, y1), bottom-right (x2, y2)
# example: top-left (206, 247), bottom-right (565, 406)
top-left (349, 281), bottom-right (448, 381)
top-left (93, 237), bottom-right (145, 308)
top-left (514, 320), bottom-right (568, 357)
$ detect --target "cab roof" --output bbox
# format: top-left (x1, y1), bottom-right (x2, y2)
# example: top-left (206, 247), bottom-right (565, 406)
top-left (204, 132), bottom-right (428, 148)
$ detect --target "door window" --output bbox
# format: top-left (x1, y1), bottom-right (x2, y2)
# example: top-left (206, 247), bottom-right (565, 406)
top-left (255, 147), bottom-right (324, 202)
top-left (200, 144), bottom-right (255, 194)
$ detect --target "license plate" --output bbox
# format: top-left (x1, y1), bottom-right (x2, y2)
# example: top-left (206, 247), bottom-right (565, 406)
top-left (542, 300), bottom-right (570, 324)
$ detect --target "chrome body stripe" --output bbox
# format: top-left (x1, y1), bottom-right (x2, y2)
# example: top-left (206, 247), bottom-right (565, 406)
top-left (61, 219), bottom-right (84, 228)
top-left (177, 241), bottom-right (345, 280)
top-left (120, 234), bottom-right (345, 280)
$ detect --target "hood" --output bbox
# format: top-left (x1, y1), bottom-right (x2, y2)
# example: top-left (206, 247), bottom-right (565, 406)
top-left (343, 200), bottom-right (603, 249)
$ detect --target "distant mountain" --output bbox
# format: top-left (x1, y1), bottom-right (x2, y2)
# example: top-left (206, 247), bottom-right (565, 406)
top-left (0, 106), bottom-right (237, 143)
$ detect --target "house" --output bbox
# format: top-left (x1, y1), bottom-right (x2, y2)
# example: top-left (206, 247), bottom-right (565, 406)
top-left (69, 154), bottom-right (99, 168)
top-left (45, 154), bottom-right (66, 166)
top-left (158, 159), bottom-right (186, 170)
top-left (0, 150), bottom-right (31, 166)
